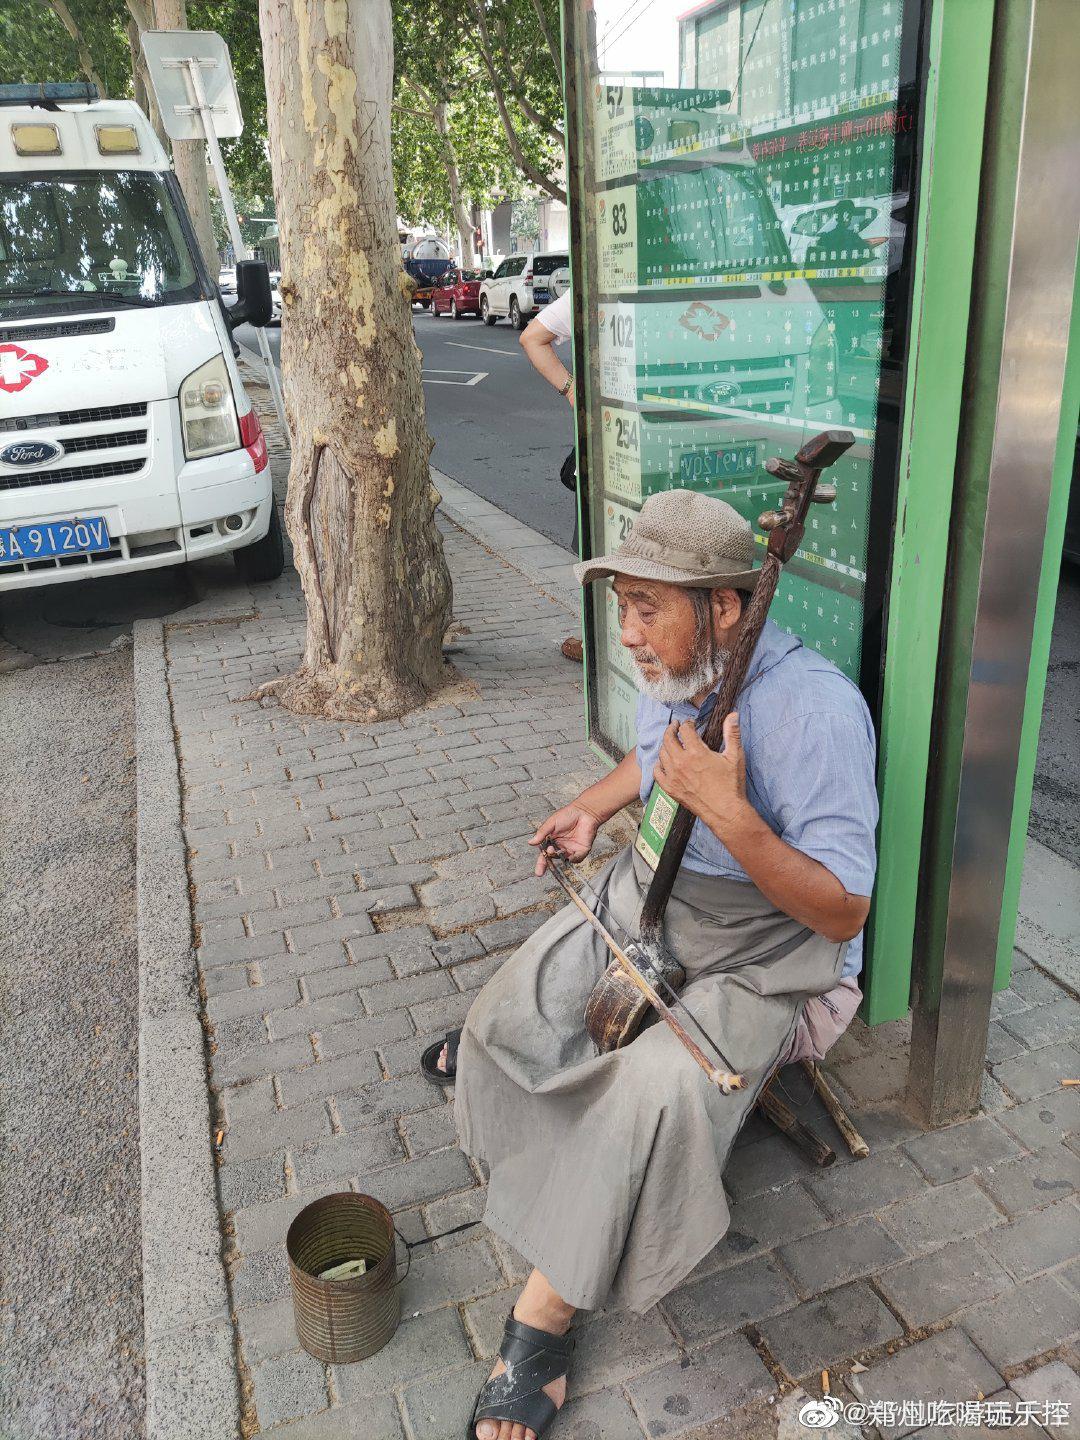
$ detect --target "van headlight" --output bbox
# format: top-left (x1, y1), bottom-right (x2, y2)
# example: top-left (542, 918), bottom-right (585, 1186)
top-left (180, 353), bottom-right (240, 459)
top-left (807, 319), bottom-right (838, 406)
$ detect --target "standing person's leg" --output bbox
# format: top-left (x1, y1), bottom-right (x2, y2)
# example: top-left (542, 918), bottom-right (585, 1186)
top-left (562, 478), bottom-right (584, 661)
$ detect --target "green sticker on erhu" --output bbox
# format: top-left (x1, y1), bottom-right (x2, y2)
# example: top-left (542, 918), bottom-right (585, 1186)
top-left (634, 782), bottom-right (678, 870)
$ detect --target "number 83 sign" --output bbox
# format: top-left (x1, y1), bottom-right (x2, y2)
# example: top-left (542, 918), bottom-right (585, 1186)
top-left (597, 185), bottom-right (638, 293)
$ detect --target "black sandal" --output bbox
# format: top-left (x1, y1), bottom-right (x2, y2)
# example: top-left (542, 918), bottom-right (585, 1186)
top-left (467, 1312), bottom-right (574, 1439)
top-left (420, 1027), bottom-right (461, 1085)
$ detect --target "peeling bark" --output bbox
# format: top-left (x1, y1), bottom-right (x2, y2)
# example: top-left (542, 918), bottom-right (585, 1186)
top-left (256, 0), bottom-right (453, 721)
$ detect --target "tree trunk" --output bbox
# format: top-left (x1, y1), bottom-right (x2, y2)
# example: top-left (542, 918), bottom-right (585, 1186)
top-left (47, 0), bottom-right (106, 95)
top-left (148, 0), bottom-right (220, 272)
top-left (435, 102), bottom-right (475, 267)
top-left (125, 4), bottom-right (167, 146)
top-left (257, 0), bottom-right (453, 720)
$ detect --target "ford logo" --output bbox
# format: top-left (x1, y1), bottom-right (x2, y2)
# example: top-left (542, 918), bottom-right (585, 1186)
top-left (0, 439), bottom-right (63, 467)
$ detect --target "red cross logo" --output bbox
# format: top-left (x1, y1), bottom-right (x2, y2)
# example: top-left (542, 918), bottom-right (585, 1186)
top-left (0, 344), bottom-right (50, 394)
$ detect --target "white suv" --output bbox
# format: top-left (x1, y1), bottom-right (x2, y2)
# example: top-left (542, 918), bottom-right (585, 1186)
top-left (479, 250), bottom-right (569, 330)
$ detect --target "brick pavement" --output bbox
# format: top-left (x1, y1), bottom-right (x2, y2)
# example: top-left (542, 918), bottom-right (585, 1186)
top-left (165, 384), bottom-right (1079, 1438)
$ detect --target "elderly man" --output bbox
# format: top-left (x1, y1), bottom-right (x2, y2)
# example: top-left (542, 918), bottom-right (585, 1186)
top-left (424, 489), bottom-right (878, 1440)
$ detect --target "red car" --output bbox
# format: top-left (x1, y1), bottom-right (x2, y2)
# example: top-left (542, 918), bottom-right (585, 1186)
top-left (431, 268), bottom-right (484, 318)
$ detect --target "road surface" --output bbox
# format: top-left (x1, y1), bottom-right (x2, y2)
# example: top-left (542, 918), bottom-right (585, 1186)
top-left (237, 306), bottom-right (578, 549)
top-left (0, 647), bottom-right (144, 1440)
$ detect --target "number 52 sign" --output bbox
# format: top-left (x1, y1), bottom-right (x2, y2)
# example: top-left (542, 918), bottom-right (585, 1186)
top-left (597, 185), bottom-right (638, 292)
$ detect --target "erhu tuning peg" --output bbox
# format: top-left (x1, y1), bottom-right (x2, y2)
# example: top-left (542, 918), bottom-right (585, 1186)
top-left (810, 484), bottom-right (838, 504)
top-left (758, 509), bottom-right (787, 531)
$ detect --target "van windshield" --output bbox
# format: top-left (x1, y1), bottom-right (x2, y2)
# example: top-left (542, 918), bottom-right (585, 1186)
top-left (0, 170), bottom-right (204, 318)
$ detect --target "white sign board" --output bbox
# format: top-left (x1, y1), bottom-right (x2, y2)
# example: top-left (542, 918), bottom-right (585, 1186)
top-left (141, 30), bottom-right (243, 141)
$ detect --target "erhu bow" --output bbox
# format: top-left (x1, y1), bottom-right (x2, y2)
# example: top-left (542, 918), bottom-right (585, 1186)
top-left (548, 429), bottom-right (855, 1089)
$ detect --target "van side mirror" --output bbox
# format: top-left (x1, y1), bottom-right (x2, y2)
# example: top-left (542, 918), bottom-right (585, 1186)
top-left (228, 259), bottom-right (273, 329)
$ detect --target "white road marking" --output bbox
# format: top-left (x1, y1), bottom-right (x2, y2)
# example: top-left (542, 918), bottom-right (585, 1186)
top-left (422, 369), bottom-right (488, 386)
top-left (443, 341), bottom-right (522, 357)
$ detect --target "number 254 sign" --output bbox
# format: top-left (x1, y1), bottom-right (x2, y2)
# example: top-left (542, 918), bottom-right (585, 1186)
top-left (597, 186), bottom-right (638, 292)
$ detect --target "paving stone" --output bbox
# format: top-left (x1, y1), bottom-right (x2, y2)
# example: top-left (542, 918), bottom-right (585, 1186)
top-left (316, 1009), bottom-right (415, 1061)
top-left (214, 1034), bottom-right (315, 1087)
top-left (756, 1281), bottom-right (904, 1378)
top-left (570, 1309), bottom-right (678, 1393)
top-left (778, 1214), bottom-right (905, 1293)
top-left (360, 967), bottom-right (455, 1016)
top-left (289, 1122), bottom-right (405, 1187)
top-left (993, 1044), bottom-right (1080, 1103)
top-left (302, 957), bottom-right (395, 997)
top-left (276, 1050), bottom-right (383, 1108)
top-left (959, 1273), bottom-right (1080, 1371)
top-left (232, 1182), bottom-right (346, 1257)
top-left (363, 1149), bottom-right (477, 1213)
top-left (232, 1245), bottom-right (291, 1308)
top-left (222, 1098), bottom-right (332, 1162)
top-left (429, 893), bottom-right (498, 931)
top-left (1002, 1002), bottom-right (1080, 1048)
top-left (877, 1176), bottom-right (1005, 1254)
top-left (624, 1331), bottom-right (776, 1437)
top-left (423, 1186), bottom-right (488, 1251)
top-left (474, 910), bottom-right (552, 953)
top-left (901, 1115), bottom-right (1025, 1185)
top-left (334, 1306), bottom-right (473, 1400)
top-left (987, 1200), bottom-right (1080, 1283)
top-left (849, 1329), bottom-right (1003, 1440)
top-left (836, 1104), bottom-right (927, 1154)
top-left (806, 1148), bottom-right (931, 1219)
top-left (985, 1022), bottom-right (1032, 1066)
top-left (401, 1102), bottom-right (459, 1156)
top-left (663, 1253), bottom-right (798, 1343)
top-left (1010, 970), bottom-right (1068, 1006)
top-left (409, 988), bottom-right (476, 1033)
top-left (336, 1074), bottom-right (443, 1131)
top-left (398, 1236), bottom-right (504, 1316)
top-left (267, 992), bottom-right (365, 1040)
top-left (721, 1133), bottom-right (823, 1200)
top-left (994, 1090), bottom-right (1080, 1150)
top-left (222, 1077), bottom-right (277, 1124)
top-left (204, 962), bottom-right (260, 997)
top-left (251, 1349), bottom-right (329, 1431)
top-left (904, 1387), bottom-right (1047, 1440)
top-left (259, 941), bottom-right (353, 984)
top-left (875, 1235), bottom-right (1014, 1328)
top-left (449, 950), bottom-right (510, 993)
top-left (1011, 1360), bottom-right (1080, 1440)
top-left (977, 1145), bottom-right (1080, 1216)
top-left (399, 1359), bottom-right (490, 1440)
top-left (688, 1185), bottom-right (831, 1285)
top-left (218, 1150), bottom-right (288, 1212)
top-left (235, 1295), bottom-right (299, 1362)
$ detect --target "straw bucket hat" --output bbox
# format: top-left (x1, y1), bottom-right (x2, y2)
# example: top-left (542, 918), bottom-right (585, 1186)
top-left (573, 488), bottom-right (758, 591)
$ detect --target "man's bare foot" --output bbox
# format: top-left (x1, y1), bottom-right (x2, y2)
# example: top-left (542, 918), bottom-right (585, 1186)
top-left (475, 1273), bottom-right (574, 1440)
top-left (436, 1042), bottom-right (449, 1073)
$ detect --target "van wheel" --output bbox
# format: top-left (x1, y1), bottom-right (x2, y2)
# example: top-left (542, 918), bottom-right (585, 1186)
top-left (481, 296), bottom-right (495, 326)
top-left (234, 503), bottom-right (285, 583)
top-left (510, 297), bottom-right (525, 331)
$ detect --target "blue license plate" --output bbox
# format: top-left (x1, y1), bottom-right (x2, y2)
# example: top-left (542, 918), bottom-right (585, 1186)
top-left (0, 515), bottom-right (110, 564)
top-left (534, 288), bottom-right (550, 303)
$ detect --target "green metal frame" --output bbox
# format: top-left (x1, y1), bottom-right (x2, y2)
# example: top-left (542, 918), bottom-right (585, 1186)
top-left (862, 0), bottom-right (997, 1025)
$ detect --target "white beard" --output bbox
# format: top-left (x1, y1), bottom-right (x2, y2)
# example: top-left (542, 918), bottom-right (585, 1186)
top-left (629, 649), bottom-right (725, 706)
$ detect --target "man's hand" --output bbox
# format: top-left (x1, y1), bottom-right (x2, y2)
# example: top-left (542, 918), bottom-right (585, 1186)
top-left (654, 711), bottom-right (751, 839)
top-left (530, 802), bottom-right (601, 876)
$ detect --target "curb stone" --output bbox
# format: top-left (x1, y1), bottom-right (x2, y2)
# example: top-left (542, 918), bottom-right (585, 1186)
top-left (135, 617), bottom-right (241, 1440)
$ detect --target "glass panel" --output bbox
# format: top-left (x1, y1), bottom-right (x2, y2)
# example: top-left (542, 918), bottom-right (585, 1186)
top-left (566, 0), bottom-right (924, 758)
top-left (533, 254), bottom-right (570, 275)
top-left (0, 170), bottom-right (201, 318)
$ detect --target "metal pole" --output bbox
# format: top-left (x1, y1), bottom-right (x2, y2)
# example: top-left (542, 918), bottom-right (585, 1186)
top-left (183, 56), bottom-right (288, 439)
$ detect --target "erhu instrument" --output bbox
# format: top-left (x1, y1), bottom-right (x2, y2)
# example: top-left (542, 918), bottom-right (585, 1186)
top-left (547, 429), bottom-right (855, 1091)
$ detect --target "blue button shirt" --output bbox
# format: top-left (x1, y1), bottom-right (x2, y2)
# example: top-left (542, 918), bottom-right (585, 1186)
top-left (634, 619), bottom-right (879, 979)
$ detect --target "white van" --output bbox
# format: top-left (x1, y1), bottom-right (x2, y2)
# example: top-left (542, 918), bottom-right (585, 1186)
top-left (0, 83), bottom-right (283, 590)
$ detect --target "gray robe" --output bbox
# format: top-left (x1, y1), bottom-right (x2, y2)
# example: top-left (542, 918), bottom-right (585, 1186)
top-left (455, 845), bottom-right (846, 1314)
